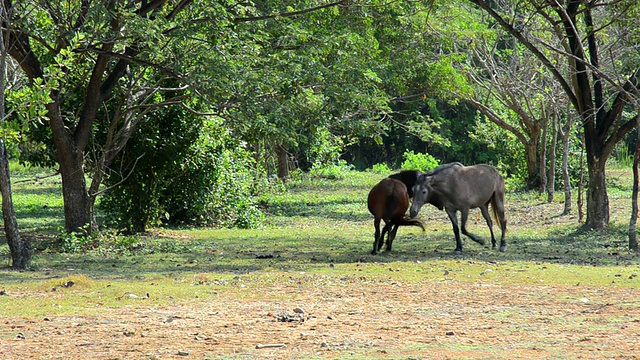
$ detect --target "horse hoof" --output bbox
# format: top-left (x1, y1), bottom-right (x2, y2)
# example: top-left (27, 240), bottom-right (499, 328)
top-left (499, 246), bottom-right (506, 252)
top-left (454, 249), bottom-right (462, 254)
top-left (371, 250), bottom-right (377, 255)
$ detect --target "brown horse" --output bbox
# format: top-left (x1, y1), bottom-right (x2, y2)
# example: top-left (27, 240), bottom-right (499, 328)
top-left (367, 178), bottom-right (425, 255)
top-left (409, 163), bottom-right (507, 253)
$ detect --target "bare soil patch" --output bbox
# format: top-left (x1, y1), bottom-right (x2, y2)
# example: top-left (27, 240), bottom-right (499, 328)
top-left (3, 279), bottom-right (640, 359)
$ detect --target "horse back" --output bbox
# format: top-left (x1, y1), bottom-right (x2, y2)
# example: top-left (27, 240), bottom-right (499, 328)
top-left (368, 178), bottom-right (410, 219)
top-left (430, 164), bottom-right (503, 209)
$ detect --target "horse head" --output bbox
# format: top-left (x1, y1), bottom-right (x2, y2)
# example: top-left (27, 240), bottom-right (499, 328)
top-left (409, 172), bottom-right (431, 218)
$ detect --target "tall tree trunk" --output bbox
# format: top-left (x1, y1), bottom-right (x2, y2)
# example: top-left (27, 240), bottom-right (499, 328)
top-left (630, 125), bottom-right (639, 251)
top-left (540, 119), bottom-right (548, 194)
top-left (561, 108), bottom-right (573, 215)
top-left (578, 134), bottom-right (585, 223)
top-left (547, 110), bottom-right (558, 203)
top-left (0, 11), bottom-right (29, 269)
top-left (276, 143), bottom-right (289, 181)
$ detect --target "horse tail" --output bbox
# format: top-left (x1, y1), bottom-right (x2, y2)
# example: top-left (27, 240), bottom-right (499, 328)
top-left (490, 178), bottom-right (507, 234)
top-left (384, 192), bottom-right (400, 219)
top-left (397, 216), bottom-right (426, 231)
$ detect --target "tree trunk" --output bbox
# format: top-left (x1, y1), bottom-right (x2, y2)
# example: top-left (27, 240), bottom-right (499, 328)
top-left (0, 142), bottom-right (28, 268)
top-left (276, 143), bottom-right (289, 181)
top-left (524, 141), bottom-right (540, 190)
top-left (540, 120), bottom-right (548, 194)
top-left (561, 109), bottom-right (573, 215)
top-left (59, 154), bottom-right (92, 234)
top-left (630, 125), bottom-right (639, 251)
top-left (578, 135), bottom-right (585, 223)
top-left (50, 117), bottom-right (94, 234)
top-left (0, 13), bottom-right (29, 269)
top-left (547, 111), bottom-right (558, 203)
top-left (585, 158), bottom-right (609, 230)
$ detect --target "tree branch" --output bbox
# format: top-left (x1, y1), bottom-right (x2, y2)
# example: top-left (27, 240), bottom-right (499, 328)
top-left (464, 97), bottom-right (529, 144)
top-left (234, 0), bottom-right (347, 22)
top-left (467, 0), bottom-right (579, 112)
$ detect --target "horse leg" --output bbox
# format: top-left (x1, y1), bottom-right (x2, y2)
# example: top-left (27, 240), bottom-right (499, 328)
top-left (379, 222), bottom-right (391, 252)
top-left (385, 224), bottom-right (399, 252)
top-left (445, 208), bottom-right (463, 253)
top-left (479, 204), bottom-right (496, 249)
top-left (372, 218), bottom-right (382, 255)
top-left (460, 208), bottom-right (485, 246)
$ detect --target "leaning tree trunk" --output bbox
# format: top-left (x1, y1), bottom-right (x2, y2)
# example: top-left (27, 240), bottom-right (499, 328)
top-left (0, 26), bottom-right (29, 268)
top-left (0, 142), bottom-right (28, 268)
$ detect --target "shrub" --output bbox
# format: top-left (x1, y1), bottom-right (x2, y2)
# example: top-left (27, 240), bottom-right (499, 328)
top-left (368, 163), bottom-right (392, 174)
top-left (401, 150), bottom-right (439, 171)
top-left (309, 160), bottom-right (355, 180)
top-left (99, 107), bottom-right (263, 233)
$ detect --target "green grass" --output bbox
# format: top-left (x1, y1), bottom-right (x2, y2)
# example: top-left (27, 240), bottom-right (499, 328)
top-left (0, 166), bottom-right (639, 319)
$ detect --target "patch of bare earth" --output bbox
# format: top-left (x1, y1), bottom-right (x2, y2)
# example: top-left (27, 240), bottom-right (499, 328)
top-left (3, 280), bottom-right (640, 359)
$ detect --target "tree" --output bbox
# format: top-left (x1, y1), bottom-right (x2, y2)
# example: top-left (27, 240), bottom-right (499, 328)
top-left (0, 1), bottom-right (28, 269)
top-left (225, 1), bottom-right (392, 177)
top-left (4, 0), bottom-right (361, 234)
top-left (4, 0), bottom-right (202, 233)
top-left (469, 0), bottom-right (640, 230)
top-left (463, 36), bottom-right (558, 190)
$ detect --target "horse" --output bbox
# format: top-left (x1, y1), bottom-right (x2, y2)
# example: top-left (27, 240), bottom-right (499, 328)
top-left (388, 170), bottom-right (420, 198)
top-left (367, 178), bottom-right (425, 255)
top-left (409, 163), bottom-right (507, 253)
top-left (388, 162), bottom-right (463, 199)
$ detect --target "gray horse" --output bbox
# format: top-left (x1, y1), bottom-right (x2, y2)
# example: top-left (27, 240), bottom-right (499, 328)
top-left (409, 163), bottom-right (507, 253)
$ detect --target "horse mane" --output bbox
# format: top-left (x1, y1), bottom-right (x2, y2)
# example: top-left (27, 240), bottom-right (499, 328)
top-left (388, 170), bottom-right (420, 197)
top-left (425, 162), bottom-right (463, 176)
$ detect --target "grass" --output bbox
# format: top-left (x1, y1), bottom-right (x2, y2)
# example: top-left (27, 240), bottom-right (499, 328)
top-left (0, 165), bottom-right (639, 320)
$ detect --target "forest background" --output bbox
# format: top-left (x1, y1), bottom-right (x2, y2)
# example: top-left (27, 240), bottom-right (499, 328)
top-left (0, 0), bottom-right (639, 270)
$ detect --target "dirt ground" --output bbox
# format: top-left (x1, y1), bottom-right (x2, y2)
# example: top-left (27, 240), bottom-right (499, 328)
top-left (3, 278), bottom-right (640, 360)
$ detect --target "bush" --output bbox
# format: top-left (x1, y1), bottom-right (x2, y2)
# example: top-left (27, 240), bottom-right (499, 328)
top-left (99, 107), bottom-right (263, 233)
top-left (309, 160), bottom-right (355, 180)
top-left (368, 163), bottom-right (392, 174)
top-left (401, 150), bottom-right (439, 171)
